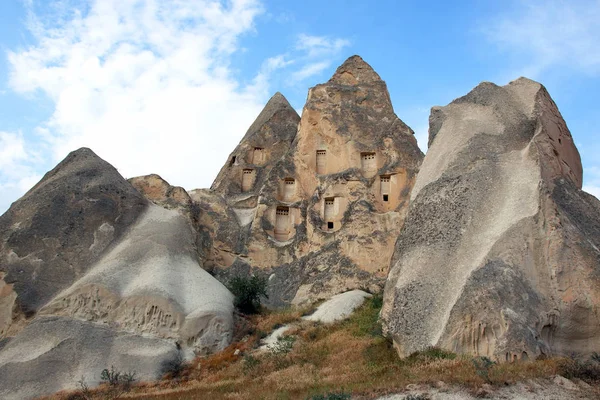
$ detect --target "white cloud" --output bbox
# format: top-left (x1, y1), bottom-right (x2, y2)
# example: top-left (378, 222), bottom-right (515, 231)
top-left (584, 185), bottom-right (600, 199)
top-left (2, 1), bottom-right (352, 214)
top-left (0, 131), bottom-right (28, 170)
top-left (290, 61), bottom-right (331, 82)
top-left (7, 0), bottom-right (268, 205)
top-left (483, 0), bottom-right (600, 77)
top-left (296, 34), bottom-right (350, 58)
top-left (583, 166), bottom-right (600, 199)
top-left (0, 131), bottom-right (41, 211)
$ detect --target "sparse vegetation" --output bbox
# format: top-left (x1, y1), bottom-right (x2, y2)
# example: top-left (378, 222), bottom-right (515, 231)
top-left (46, 296), bottom-right (596, 400)
top-left (160, 351), bottom-right (186, 379)
top-left (68, 366), bottom-right (137, 400)
top-left (269, 335), bottom-right (296, 356)
top-left (227, 274), bottom-right (268, 314)
top-left (557, 354), bottom-right (600, 383)
top-left (472, 356), bottom-right (495, 383)
top-left (100, 365), bottom-right (137, 388)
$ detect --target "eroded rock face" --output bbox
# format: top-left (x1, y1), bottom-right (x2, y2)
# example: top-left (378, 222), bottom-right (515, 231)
top-left (382, 78), bottom-right (600, 361)
top-left (41, 203), bottom-right (234, 354)
top-left (211, 92), bottom-right (301, 207)
top-left (0, 151), bottom-right (234, 399)
top-left (129, 173), bottom-right (192, 209)
top-left (0, 148), bottom-right (147, 337)
top-left (211, 56), bottom-right (423, 306)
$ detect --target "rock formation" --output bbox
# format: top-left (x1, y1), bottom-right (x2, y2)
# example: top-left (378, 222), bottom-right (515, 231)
top-left (0, 148), bottom-right (147, 338)
top-left (0, 149), bottom-right (234, 399)
top-left (381, 78), bottom-right (600, 361)
top-left (3, 54), bottom-right (599, 399)
top-left (212, 56), bottom-right (424, 306)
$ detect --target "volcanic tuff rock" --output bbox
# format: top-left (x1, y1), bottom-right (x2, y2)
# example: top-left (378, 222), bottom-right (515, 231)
top-left (0, 150), bottom-right (234, 399)
top-left (212, 55), bottom-right (424, 306)
top-left (211, 91), bottom-right (301, 206)
top-left (0, 148), bottom-right (147, 338)
top-left (381, 78), bottom-right (600, 361)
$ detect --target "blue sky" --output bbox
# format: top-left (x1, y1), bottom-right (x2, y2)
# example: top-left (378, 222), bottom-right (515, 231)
top-left (0, 0), bottom-right (599, 214)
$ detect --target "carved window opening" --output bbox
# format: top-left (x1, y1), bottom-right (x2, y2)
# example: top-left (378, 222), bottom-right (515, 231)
top-left (324, 197), bottom-right (335, 229)
top-left (283, 178), bottom-right (296, 201)
top-left (274, 206), bottom-right (290, 241)
top-left (316, 150), bottom-right (327, 174)
top-left (361, 152), bottom-right (376, 173)
top-left (380, 175), bottom-right (391, 202)
top-left (229, 156), bottom-right (236, 166)
top-left (242, 169), bottom-right (254, 192)
top-left (252, 147), bottom-right (264, 164)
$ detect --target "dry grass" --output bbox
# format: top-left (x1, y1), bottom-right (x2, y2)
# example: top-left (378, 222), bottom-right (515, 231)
top-left (45, 297), bottom-right (591, 400)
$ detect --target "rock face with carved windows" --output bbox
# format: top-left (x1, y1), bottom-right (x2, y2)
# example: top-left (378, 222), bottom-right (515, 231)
top-left (209, 55), bottom-right (424, 306)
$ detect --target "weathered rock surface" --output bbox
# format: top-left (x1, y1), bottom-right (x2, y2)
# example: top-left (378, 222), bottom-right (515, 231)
top-left (0, 317), bottom-right (178, 400)
top-left (382, 78), bottom-right (600, 360)
top-left (0, 151), bottom-right (234, 399)
top-left (211, 91), bottom-right (301, 206)
top-left (377, 377), bottom-right (599, 399)
top-left (41, 203), bottom-right (234, 355)
top-left (129, 173), bottom-right (192, 209)
top-left (212, 56), bottom-right (423, 306)
top-left (0, 148), bottom-right (147, 338)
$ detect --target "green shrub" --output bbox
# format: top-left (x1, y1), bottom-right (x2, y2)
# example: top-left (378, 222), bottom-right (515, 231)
top-left (100, 365), bottom-right (136, 387)
top-left (242, 354), bottom-right (260, 374)
top-left (346, 294), bottom-right (384, 337)
top-left (406, 347), bottom-right (457, 363)
top-left (160, 351), bottom-right (186, 378)
top-left (558, 357), bottom-right (600, 382)
top-left (269, 335), bottom-right (296, 356)
top-left (472, 356), bottom-right (495, 383)
top-left (227, 275), bottom-right (268, 314)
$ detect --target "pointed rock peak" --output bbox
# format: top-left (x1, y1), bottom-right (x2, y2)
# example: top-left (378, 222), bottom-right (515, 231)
top-left (244, 92), bottom-right (300, 138)
top-left (268, 91), bottom-right (292, 107)
top-left (329, 55), bottom-right (383, 86)
top-left (27, 147), bottom-right (124, 195)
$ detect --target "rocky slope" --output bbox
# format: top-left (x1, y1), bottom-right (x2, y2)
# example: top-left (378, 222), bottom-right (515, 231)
top-left (381, 78), bottom-right (600, 361)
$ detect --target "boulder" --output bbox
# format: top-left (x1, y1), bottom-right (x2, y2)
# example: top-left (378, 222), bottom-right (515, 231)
top-left (381, 78), bottom-right (600, 360)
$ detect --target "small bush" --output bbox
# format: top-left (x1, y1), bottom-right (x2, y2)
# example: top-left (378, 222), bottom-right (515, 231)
top-left (345, 294), bottom-right (384, 337)
top-left (558, 357), bottom-right (600, 382)
top-left (472, 356), bottom-right (495, 383)
top-left (269, 335), bottom-right (296, 356)
top-left (406, 347), bottom-right (457, 363)
top-left (100, 366), bottom-right (136, 388)
top-left (227, 275), bottom-right (268, 314)
top-left (242, 354), bottom-right (260, 374)
top-left (160, 351), bottom-right (186, 379)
